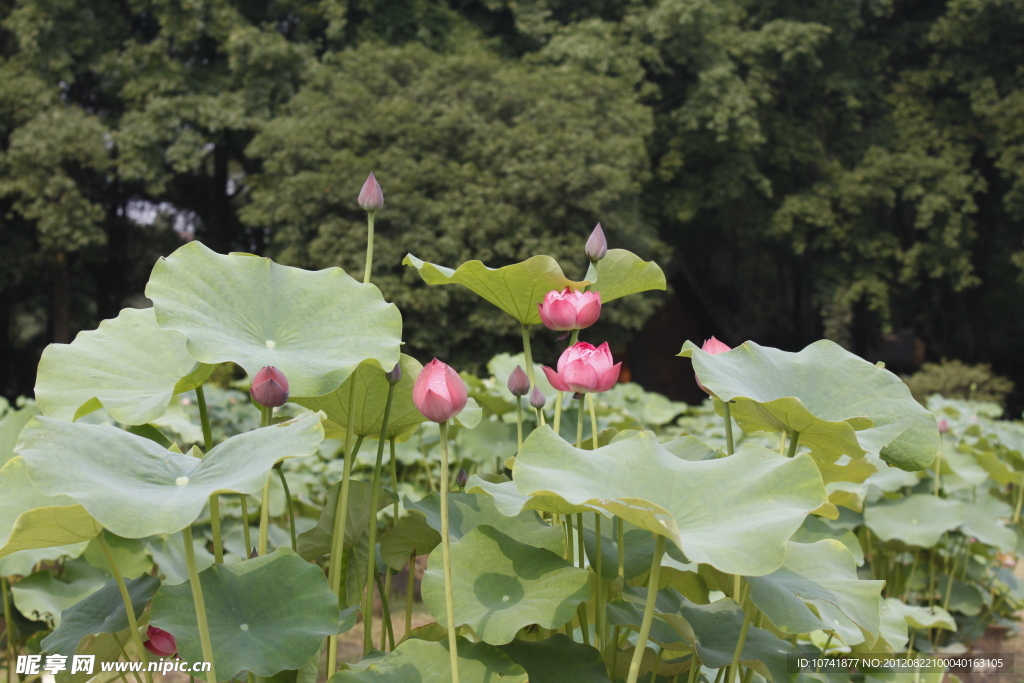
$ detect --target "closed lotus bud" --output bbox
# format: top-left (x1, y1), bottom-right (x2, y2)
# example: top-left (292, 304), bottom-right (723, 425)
top-left (585, 223), bottom-right (608, 262)
top-left (144, 626), bottom-right (177, 658)
top-left (456, 467), bottom-right (469, 490)
top-left (358, 172), bottom-right (384, 211)
top-left (938, 418), bottom-right (949, 434)
top-left (507, 365), bottom-right (530, 397)
top-left (412, 358), bottom-right (469, 423)
top-left (695, 337), bottom-right (732, 395)
top-left (251, 366), bottom-right (289, 407)
top-left (529, 386), bottom-right (546, 409)
top-left (385, 363), bottom-right (403, 384)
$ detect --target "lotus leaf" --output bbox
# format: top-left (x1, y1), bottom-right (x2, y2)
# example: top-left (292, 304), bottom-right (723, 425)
top-left (499, 635), bottom-right (612, 682)
top-left (465, 475), bottom-right (594, 517)
top-left (330, 636), bottom-right (528, 682)
top-left (297, 480), bottom-right (398, 561)
top-left (146, 533), bottom-right (215, 585)
top-left (961, 503), bottom-right (1016, 552)
top-left (11, 559), bottom-right (109, 628)
top-left (0, 403), bottom-right (38, 467)
top-left (873, 598), bottom-right (955, 652)
top-left (53, 633), bottom-right (123, 683)
top-left (863, 495), bottom-right (964, 548)
top-left (380, 514), bottom-right (440, 571)
top-left (583, 249), bottom-right (666, 303)
top-left (792, 517), bottom-right (864, 565)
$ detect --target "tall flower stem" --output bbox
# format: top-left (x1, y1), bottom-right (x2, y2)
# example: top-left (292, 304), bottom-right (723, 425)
top-left (196, 386), bottom-right (222, 564)
top-left (587, 393), bottom-right (604, 650)
top-left (439, 422), bottom-right (461, 683)
top-left (574, 398), bottom-right (590, 646)
top-left (363, 211), bottom-right (375, 284)
top-left (181, 527), bottom-right (216, 683)
top-left (520, 325), bottom-right (536, 389)
top-left (786, 431), bottom-right (801, 458)
top-left (617, 518), bottom-right (625, 582)
top-left (405, 552), bottom-right (415, 639)
top-left (728, 582), bottom-right (752, 683)
top-left (627, 535), bottom-right (666, 683)
top-left (2, 577), bottom-right (16, 683)
top-left (722, 401), bottom-right (735, 456)
top-left (374, 572), bottom-right (395, 650)
top-left (383, 438), bottom-right (400, 647)
top-left (553, 330), bottom-right (582, 434)
top-left (275, 467), bottom-right (296, 551)
top-left (364, 383), bottom-right (397, 654)
top-left (257, 405), bottom-right (273, 556)
top-left (98, 534), bottom-right (153, 683)
top-left (515, 396), bottom-right (524, 452)
top-left (239, 497), bottom-right (251, 555)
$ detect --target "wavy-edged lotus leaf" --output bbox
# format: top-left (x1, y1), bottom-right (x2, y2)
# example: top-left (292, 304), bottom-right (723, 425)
top-left (146, 534), bottom-right (215, 586)
top-left (938, 442), bottom-right (988, 487)
top-left (583, 249), bottom-right (666, 303)
top-left (793, 517), bottom-right (864, 565)
top-left (34, 308), bottom-right (210, 426)
top-left (0, 403), bottom-right (39, 467)
top-left (53, 632), bottom-right (123, 683)
top-left (605, 599), bottom-right (692, 649)
top-left (747, 540), bottom-right (883, 639)
top-left (679, 340), bottom-right (938, 471)
top-left (0, 457), bottom-right (101, 558)
top-left (82, 534), bottom-right (152, 579)
top-left (403, 253), bottom-right (588, 325)
top-left (871, 598), bottom-right (956, 652)
top-left (147, 242), bottom-right (402, 398)
top-left (11, 559), bottom-right (109, 628)
top-left (466, 475), bottom-right (594, 517)
top-left (405, 491), bottom-right (564, 554)
top-left (583, 518), bottom-right (657, 581)
top-left (296, 480), bottom-right (398, 561)
top-left (152, 548), bottom-right (338, 680)
top-left (380, 514), bottom-right (441, 571)
top-left (961, 503), bottom-right (1016, 552)
top-left (421, 525), bottom-right (589, 645)
top-left (863, 495), bottom-right (964, 548)
top-left (17, 413), bottom-right (323, 538)
top-left (499, 634), bottom-right (612, 682)
top-left (331, 636), bottom-right (528, 682)
top-left (41, 574), bottom-right (159, 657)
top-left (0, 543), bottom-right (90, 577)
top-left (973, 448), bottom-right (1024, 486)
top-left (294, 355), bottom-right (425, 443)
top-left (513, 429), bottom-right (826, 576)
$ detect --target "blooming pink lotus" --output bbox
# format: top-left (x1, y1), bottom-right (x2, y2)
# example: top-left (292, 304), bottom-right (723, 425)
top-left (251, 366), bottom-right (290, 407)
top-left (538, 288), bottom-right (602, 332)
top-left (696, 336), bottom-right (731, 395)
top-left (144, 626), bottom-right (177, 658)
top-left (413, 359), bottom-right (469, 423)
top-left (358, 172), bottom-right (384, 211)
top-left (542, 342), bottom-right (621, 394)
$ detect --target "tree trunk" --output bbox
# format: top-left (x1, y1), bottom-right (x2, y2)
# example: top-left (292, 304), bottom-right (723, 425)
top-left (52, 251), bottom-right (71, 344)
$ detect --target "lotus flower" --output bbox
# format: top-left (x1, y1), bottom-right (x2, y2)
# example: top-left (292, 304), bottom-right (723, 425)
top-left (250, 366), bottom-right (289, 407)
top-left (385, 363), bottom-right (403, 384)
top-left (938, 418), bottom-right (949, 434)
top-left (585, 223), bottom-right (607, 262)
top-left (538, 288), bottom-right (602, 332)
top-left (456, 467), bottom-right (469, 489)
top-left (144, 626), bottom-right (177, 658)
top-left (529, 386), bottom-right (546, 409)
top-left (695, 337), bottom-right (731, 395)
top-left (507, 365), bottom-right (530, 397)
top-left (413, 359), bottom-right (469, 423)
top-left (358, 172), bottom-right (384, 211)
top-left (542, 342), bottom-right (621, 395)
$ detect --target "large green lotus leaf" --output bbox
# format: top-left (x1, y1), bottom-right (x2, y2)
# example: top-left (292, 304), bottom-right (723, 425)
top-left (871, 598), bottom-right (956, 652)
top-left (961, 503), bottom-right (1016, 553)
top-left (973, 448), bottom-right (1024, 486)
top-left (583, 249), bottom-right (666, 303)
top-left (296, 479), bottom-right (398, 561)
top-left (34, 308), bottom-right (209, 426)
top-left (513, 429), bottom-right (826, 576)
top-left (421, 525), bottom-right (589, 645)
top-left (583, 517), bottom-right (658, 581)
top-left (747, 540), bottom-right (883, 638)
top-left (331, 636), bottom-right (528, 682)
top-left (938, 443), bottom-right (988, 487)
top-left (41, 574), bottom-right (159, 657)
top-left (152, 548), bottom-right (338, 680)
top-left (403, 253), bottom-right (588, 325)
top-left (146, 533), bottom-right (215, 586)
top-left (679, 340), bottom-right (938, 471)
top-left (605, 599), bottom-right (693, 649)
top-left (82, 534), bottom-right (153, 579)
top-left (863, 495), bottom-right (964, 548)
top-left (0, 457), bottom-right (101, 558)
top-left (53, 632), bottom-right (123, 683)
top-left (18, 413), bottom-right (323, 538)
top-left (0, 404), bottom-right (39, 467)
top-left (380, 513), bottom-right (440, 571)
top-left (499, 635), bottom-right (612, 682)
top-left (405, 491), bottom-right (564, 554)
top-left (0, 543), bottom-right (89, 577)
top-left (10, 559), bottom-right (109, 628)
top-left (466, 475), bottom-right (594, 517)
top-left (792, 516), bottom-right (864, 565)
top-left (294, 355), bottom-right (425, 442)
top-left (147, 242), bottom-right (402, 397)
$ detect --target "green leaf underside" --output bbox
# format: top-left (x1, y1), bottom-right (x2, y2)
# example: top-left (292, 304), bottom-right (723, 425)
top-left (679, 339), bottom-right (938, 471)
top-left (498, 635), bottom-right (612, 682)
top-left (10, 559), bottom-right (110, 629)
top-left (513, 429), bottom-right (826, 576)
top-left (147, 241), bottom-right (402, 398)
top-left (380, 514), bottom-right (441, 571)
top-left (297, 479), bottom-right (398, 561)
top-left (34, 307), bottom-right (204, 425)
top-left (152, 548), bottom-right (338, 680)
top-left (330, 637), bottom-right (528, 682)
top-left (863, 495), bottom-right (964, 548)
top-left (403, 253), bottom-right (588, 325)
top-left (0, 404), bottom-right (40, 468)
top-left (421, 525), bottom-right (589, 645)
top-left (17, 413), bottom-right (323, 538)
top-left (583, 248), bottom-right (666, 302)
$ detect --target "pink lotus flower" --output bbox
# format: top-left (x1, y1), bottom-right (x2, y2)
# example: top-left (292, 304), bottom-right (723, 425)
top-left (538, 288), bottom-right (602, 332)
top-left (695, 337), bottom-right (731, 395)
top-left (413, 359), bottom-right (469, 423)
top-left (938, 419), bottom-right (949, 434)
top-left (358, 172), bottom-right (384, 211)
top-left (542, 342), bottom-right (621, 394)
top-left (251, 366), bottom-right (289, 407)
top-left (144, 626), bottom-right (177, 658)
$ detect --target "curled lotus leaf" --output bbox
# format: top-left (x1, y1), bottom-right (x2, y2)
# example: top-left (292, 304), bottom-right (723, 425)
top-left (330, 636), bottom-right (528, 682)
top-left (583, 249), bottom-right (666, 303)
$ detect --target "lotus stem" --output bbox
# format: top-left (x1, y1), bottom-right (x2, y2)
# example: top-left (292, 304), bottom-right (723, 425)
top-left (722, 401), bottom-right (734, 455)
top-left (576, 513), bottom-right (590, 646)
top-left (1014, 485), bottom-right (1023, 524)
top-left (520, 325), bottom-right (536, 390)
top-left (363, 211), bottom-right (375, 284)
top-left (375, 571), bottom-right (395, 651)
top-left (405, 552), bottom-right (415, 638)
top-left (786, 431), bottom-right (800, 458)
top-left (380, 569), bottom-right (391, 650)
top-left (390, 439), bottom-right (400, 530)
top-left (275, 467), bottom-right (296, 551)
top-left (933, 447), bottom-right (942, 497)
top-left (729, 581), bottom-right (751, 683)
top-left (627, 534), bottom-right (666, 683)
top-left (239, 497), bottom-right (251, 556)
top-left (815, 633), bottom-right (834, 673)
top-left (515, 396), bottom-right (523, 452)
top-left (594, 513), bottom-right (604, 651)
top-left (181, 527), bottom-right (216, 683)
top-left (439, 422), bottom-right (460, 683)
top-left (257, 405), bottom-right (273, 556)
top-left (618, 518), bottom-right (625, 582)
top-left (687, 652), bottom-right (701, 683)
top-left (196, 386), bottom-right (223, 564)
top-left (2, 577), bottom-right (16, 683)
top-left (97, 534), bottom-right (153, 683)
top-left (364, 382), bottom-right (397, 655)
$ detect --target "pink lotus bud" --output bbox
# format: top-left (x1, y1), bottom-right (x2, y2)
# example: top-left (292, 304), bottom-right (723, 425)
top-left (938, 419), bottom-right (949, 434)
top-left (585, 223), bottom-right (607, 262)
top-left (144, 626), bottom-right (177, 658)
top-left (507, 365), bottom-right (530, 397)
top-left (358, 172), bottom-right (384, 211)
top-left (695, 337), bottom-right (732, 395)
top-left (456, 467), bottom-right (469, 489)
top-left (250, 366), bottom-right (290, 407)
top-left (412, 358), bottom-right (469, 423)
top-left (542, 342), bottom-right (621, 395)
top-left (385, 363), bottom-right (402, 384)
top-left (537, 288), bottom-right (602, 332)
top-left (529, 386), bottom-right (546, 409)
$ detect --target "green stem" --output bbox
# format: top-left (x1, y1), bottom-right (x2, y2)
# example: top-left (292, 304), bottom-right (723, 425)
top-left (723, 401), bottom-right (734, 455)
top-left (576, 513), bottom-right (590, 646)
top-left (594, 513), bottom-right (604, 651)
top-left (364, 383), bottom-right (397, 655)
top-left (439, 422), bottom-right (460, 683)
top-left (97, 534), bottom-right (152, 683)
top-left (617, 517), bottom-right (625, 582)
top-left (687, 652), bottom-right (701, 683)
top-left (786, 431), bottom-right (800, 458)
top-left (240, 496), bottom-right (251, 556)
top-left (627, 535), bottom-right (666, 683)
top-left (2, 578), bottom-right (15, 683)
top-left (257, 406), bottom-right (272, 556)
top-left (933, 447), bottom-right (942, 497)
top-left (1013, 485), bottom-right (1023, 524)
top-left (390, 439), bottom-right (400, 530)
top-left (363, 211), bottom-right (375, 284)
top-left (405, 553), bottom-right (415, 640)
top-left (815, 634), bottom-right (834, 673)
top-left (728, 584), bottom-right (752, 683)
top-left (181, 527), bottom-right (216, 683)
top-left (375, 571), bottom-right (395, 652)
top-left (275, 468), bottom-right (296, 551)
top-left (515, 396), bottom-right (523, 453)
top-left (381, 569), bottom-right (392, 650)
top-left (903, 550), bottom-right (920, 602)
top-left (520, 325), bottom-right (536, 389)
top-left (196, 386), bottom-right (222, 564)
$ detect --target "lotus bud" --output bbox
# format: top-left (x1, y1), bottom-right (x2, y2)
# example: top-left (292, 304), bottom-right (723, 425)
top-left (507, 365), bottom-right (530, 397)
top-left (250, 546), bottom-right (258, 558)
top-left (538, 288), bottom-right (602, 331)
top-left (251, 366), bottom-right (289, 407)
top-left (938, 418), bottom-right (949, 434)
top-left (542, 342), bottom-right (621, 395)
top-left (412, 358), bottom-right (469, 423)
top-left (385, 363), bottom-right (403, 384)
top-left (695, 337), bottom-right (731, 395)
top-left (586, 223), bottom-right (607, 262)
top-left (529, 386), bottom-right (546, 409)
top-left (358, 172), bottom-right (384, 211)
top-left (144, 626), bottom-right (177, 658)
top-left (456, 467), bottom-right (469, 490)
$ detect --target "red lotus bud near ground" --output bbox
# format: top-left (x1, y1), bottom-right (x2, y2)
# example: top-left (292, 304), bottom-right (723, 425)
top-left (585, 223), bottom-right (607, 262)
top-left (358, 172), bottom-right (384, 211)
top-left (538, 288), bottom-right (602, 332)
top-left (412, 358), bottom-right (469, 423)
top-left (250, 366), bottom-right (290, 407)
top-left (542, 342), bottom-right (621, 395)
top-left (144, 626), bottom-right (177, 658)
top-left (507, 365), bottom-right (530, 397)
top-left (529, 386), bottom-right (546, 409)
